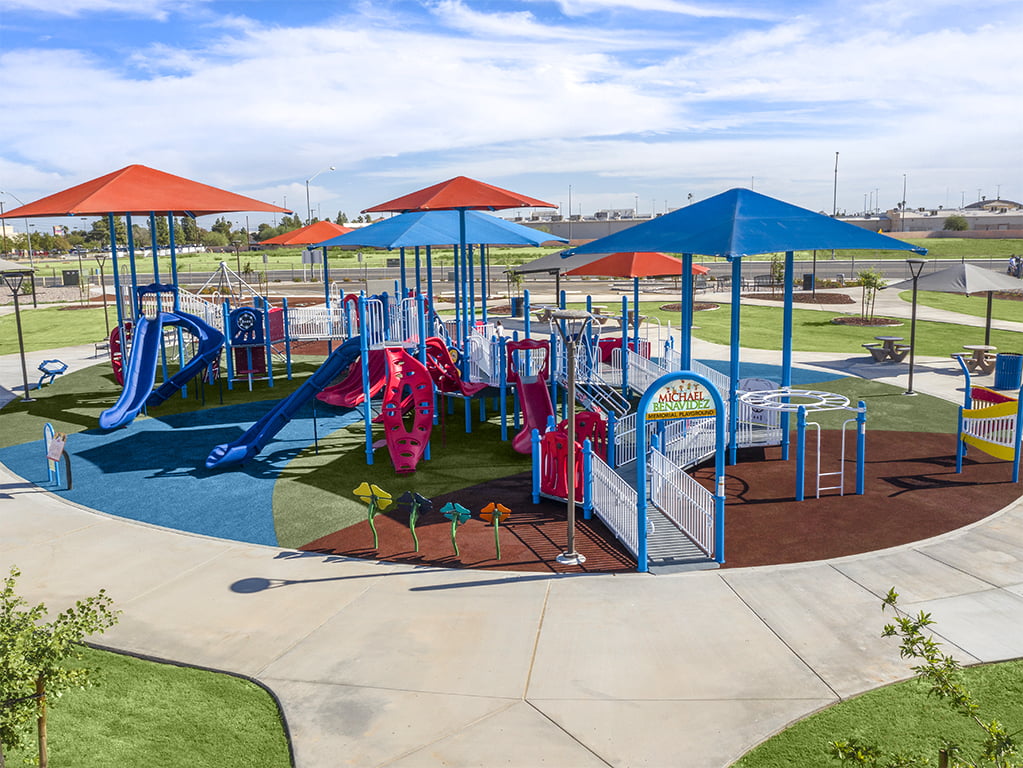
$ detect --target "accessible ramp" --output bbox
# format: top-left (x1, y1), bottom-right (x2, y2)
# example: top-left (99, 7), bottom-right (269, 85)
top-left (205, 335), bottom-right (363, 469)
top-left (99, 310), bottom-right (225, 430)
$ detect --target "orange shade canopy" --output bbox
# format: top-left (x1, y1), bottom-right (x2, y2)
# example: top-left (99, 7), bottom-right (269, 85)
top-left (364, 176), bottom-right (555, 213)
top-left (0, 164), bottom-right (291, 219)
top-left (262, 220), bottom-right (354, 245)
top-left (564, 251), bottom-right (710, 279)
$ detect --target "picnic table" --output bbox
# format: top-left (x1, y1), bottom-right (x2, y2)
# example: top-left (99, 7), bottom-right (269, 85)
top-left (862, 335), bottom-right (911, 363)
top-left (957, 344), bottom-right (997, 375)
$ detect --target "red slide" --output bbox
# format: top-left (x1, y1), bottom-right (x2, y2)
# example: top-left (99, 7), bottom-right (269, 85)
top-left (512, 375), bottom-right (555, 453)
top-left (506, 338), bottom-right (555, 454)
top-left (423, 337), bottom-right (488, 396)
top-left (316, 348), bottom-right (389, 407)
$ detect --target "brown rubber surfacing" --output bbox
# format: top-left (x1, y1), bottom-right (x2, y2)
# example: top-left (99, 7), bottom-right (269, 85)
top-left (301, 431), bottom-right (1021, 572)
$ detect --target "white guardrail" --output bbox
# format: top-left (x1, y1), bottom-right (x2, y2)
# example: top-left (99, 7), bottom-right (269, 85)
top-left (589, 454), bottom-right (639, 558)
top-left (649, 447), bottom-right (715, 558)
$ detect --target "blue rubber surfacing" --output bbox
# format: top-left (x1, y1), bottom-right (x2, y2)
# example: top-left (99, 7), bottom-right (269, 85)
top-left (0, 360), bottom-right (844, 546)
top-left (0, 400), bottom-right (361, 546)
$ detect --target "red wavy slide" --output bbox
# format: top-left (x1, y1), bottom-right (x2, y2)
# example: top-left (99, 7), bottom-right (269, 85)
top-left (316, 348), bottom-right (389, 407)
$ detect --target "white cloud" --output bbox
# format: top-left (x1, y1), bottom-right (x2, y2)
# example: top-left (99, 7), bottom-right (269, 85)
top-left (0, 1), bottom-right (1019, 219)
top-left (543, 0), bottom-right (778, 20)
top-left (1, 0), bottom-right (200, 20)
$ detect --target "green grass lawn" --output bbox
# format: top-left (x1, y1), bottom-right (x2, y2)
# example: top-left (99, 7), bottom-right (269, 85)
top-left (634, 301), bottom-right (1023, 356)
top-left (3, 645), bottom-right (290, 768)
top-left (733, 657), bottom-right (1023, 767)
top-left (0, 306), bottom-right (111, 356)
top-left (903, 289), bottom-right (1023, 323)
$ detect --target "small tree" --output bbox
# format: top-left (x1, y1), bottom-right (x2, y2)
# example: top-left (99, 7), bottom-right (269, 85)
top-left (0, 567), bottom-right (119, 768)
top-left (831, 588), bottom-right (1021, 767)
top-left (944, 215), bottom-right (969, 231)
top-left (857, 268), bottom-right (886, 321)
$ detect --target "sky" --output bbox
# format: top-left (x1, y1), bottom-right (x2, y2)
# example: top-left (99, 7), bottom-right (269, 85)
top-left (1, 0), bottom-right (1021, 231)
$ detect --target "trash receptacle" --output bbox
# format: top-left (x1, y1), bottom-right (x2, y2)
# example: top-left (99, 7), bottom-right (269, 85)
top-left (61, 269), bottom-right (80, 287)
top-left (802, 273), bottom-right (814, 291)
top-left (994, 352), bottom-right (1023, 390)
top-left (510, 296), bottom-right (523, 317)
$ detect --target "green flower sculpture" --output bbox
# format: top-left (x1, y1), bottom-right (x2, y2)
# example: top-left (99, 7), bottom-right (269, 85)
top-left (396, 491), bottom-right (432, 552)
top-left (440, 502), bottom-right (472, 557)
top-left (353, 482), bottom-right (393, 549)
top-left (479, 502), bottom-right (511, 560)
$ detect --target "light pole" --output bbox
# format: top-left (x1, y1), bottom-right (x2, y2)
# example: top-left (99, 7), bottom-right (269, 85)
top-left (305, 166), bottom-right (335, 225)
top-left (901, 173), bottom-right (908, 232)
top-left (1, 269), bottom-right (35, 402)
top-left (0, 190), bottom-right (35, 268)
top-left (542, 307), bottom-right (595, 566)
top-left (832, 151), bottom-right (839, 216)
top-left (905, 258), bottom-right (926, 396)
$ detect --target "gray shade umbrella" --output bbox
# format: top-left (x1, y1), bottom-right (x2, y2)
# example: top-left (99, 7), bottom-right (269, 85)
top-left (885, 262), bottom-right (1023, 345)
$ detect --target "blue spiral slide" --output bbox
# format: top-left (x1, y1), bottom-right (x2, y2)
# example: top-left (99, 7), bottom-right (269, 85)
top-left (99, 311), bottom-right (226, 430)
top-left (205, 335), bottom-right (363, 470)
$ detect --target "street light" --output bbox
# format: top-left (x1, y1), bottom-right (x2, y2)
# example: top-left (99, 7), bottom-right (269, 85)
top-left (540, 307), bottom-right (595, 566)
top-left (305, 166), bottom-right (335, 225)
top-left (904, 258), bottom-right (926, 396)
top-left (1, 269), bottom-right (35, 403)
top-left (0, 190), bottom-right (35, 268)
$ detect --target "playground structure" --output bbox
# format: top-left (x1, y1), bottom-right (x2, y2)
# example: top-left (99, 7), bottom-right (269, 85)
top-left (951, 356), bottom-right (1023, 482)
top-left (98, 250), bottom-right (874, 568)
top-left (28, 177), bottom-right (935, 572)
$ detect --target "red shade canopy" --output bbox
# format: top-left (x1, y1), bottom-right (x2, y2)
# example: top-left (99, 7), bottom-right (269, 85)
top-left (564, 252), bottom-right (710, 279)
top-left (0, 164), bottom-right (291, 218)
top-left (363, 176), bottom-right (555, 213)
top-left (262, 220), bottom-right (354, 245)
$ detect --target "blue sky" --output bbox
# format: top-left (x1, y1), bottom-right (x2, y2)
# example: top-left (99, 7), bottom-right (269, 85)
top-left (1, 0), bottom-right (1020, 230)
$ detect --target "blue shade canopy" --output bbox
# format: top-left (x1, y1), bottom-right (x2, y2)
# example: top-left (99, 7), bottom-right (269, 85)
top-left (312, 210), bottom-right (568, 249)
top-left (565, 188), bottom-right (927, 259)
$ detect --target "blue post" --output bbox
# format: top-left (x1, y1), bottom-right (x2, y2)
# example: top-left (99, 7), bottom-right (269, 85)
top-left (108, 214), bottom-right (125, 328)
top-left (468, 244), bottom-right (476, 332)
top-left (781, 251), bottom-right (794, 461)
top-left (125, 214), bottom-right (139, 316)
top-left (523, 289), bottom-right (532, 337)
top-left (321, 246), bottom-right (329, 303)
top-left (282, 297), bottom-right (292, 379)
top-left (856, 400), bottom-right (866, 495)
top-left (223, 301), bottom-right (234, 390)
top-left (360, 297), bottom-right (373, 466)
top-left (795, 405), bottom-right (806, 501)
top-left (414, 246), bottom-right (422, 297)
top-left (499, 338), bottom-right (508, 441)
top-left (263, 300), bottom-right (274, 388)
top-left (1014, 387), bottom-right (1023, 483)
top-left (480, 244), bottom-right (488, 324)
top-left (956, 406), bottom-right (965, 473)
top-left (682, 253), bottom-right (693, 370)
top-left (531, 428), bottom-right (541, 503)
top-left (632, 277), bottom-right (640, 353)
top-left (426, 245), bottom-right (434, 307)
top-left (607, 411), bottom-right (617, 468)
top-left (620, 295), bottom-right (629, 396)
top-left (560, 288), bottom-right (566, 310)
top-left (399, 246), bottom-right (407, 297)
top-left (728, 256), bottom-right (742, 465)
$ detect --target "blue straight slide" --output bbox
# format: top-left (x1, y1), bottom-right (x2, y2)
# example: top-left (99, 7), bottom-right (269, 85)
top-left (99, 311), bottom-right (225, 430)
top-left (205, 335), bottom-right (363, 470)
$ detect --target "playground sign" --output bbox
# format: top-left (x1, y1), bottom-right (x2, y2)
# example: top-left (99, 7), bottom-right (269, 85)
top-left (645, 379), bottom-right (716, 420)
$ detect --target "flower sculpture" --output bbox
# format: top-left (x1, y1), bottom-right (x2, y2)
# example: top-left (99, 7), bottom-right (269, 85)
top-left (479, 502), bottom-right (511, 560)
top-left (440, 502), bottom-right (472, 557)
top-left (352, 482), bottom-right (393, 549)
top-left (396, 491), bottom-right (432, 552)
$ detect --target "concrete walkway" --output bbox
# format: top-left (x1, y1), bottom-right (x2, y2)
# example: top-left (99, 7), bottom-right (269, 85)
top-left (2, 290), bottom-right (1023, 766)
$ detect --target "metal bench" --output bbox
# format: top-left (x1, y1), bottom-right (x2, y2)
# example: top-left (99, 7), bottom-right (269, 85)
top-left (751, 274), bottom-right (779, 292)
